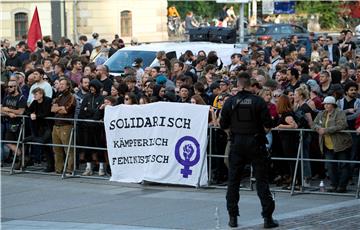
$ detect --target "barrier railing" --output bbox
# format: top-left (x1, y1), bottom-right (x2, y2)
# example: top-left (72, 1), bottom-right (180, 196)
top-left (1, 115), bottom-right (359, 198)
top-left (206, 126), bottom-right (360, 198)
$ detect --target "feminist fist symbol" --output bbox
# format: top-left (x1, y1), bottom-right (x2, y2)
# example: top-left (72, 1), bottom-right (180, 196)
top-left (183, 144), bottom-right (194, 161)
top-left (175, 136), bottom-right (200, 178)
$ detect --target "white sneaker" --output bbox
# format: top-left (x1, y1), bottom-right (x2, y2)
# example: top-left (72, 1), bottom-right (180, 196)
top-left (82, 168), bottom-right (93, 176)
top-left (99, 169), bottom-right (105, 176)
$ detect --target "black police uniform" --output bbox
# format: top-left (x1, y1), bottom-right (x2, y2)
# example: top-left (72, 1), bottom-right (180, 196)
top-left (220, 90), bottom-right (275, 220)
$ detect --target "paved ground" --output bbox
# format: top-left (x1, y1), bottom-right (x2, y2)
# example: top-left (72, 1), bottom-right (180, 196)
top-left (1, 171), bottom-right (360, 230)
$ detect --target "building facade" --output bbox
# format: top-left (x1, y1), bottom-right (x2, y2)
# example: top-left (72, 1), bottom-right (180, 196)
top-left (0, 0), bottom-right (168, 44)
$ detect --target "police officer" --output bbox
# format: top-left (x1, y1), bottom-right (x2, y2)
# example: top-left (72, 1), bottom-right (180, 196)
top-left (220, 72), bottom-right (278, 228)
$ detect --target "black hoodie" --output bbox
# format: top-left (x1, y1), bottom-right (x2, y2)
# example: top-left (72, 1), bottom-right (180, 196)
top-left (78, 79), bottom-right (104, 125)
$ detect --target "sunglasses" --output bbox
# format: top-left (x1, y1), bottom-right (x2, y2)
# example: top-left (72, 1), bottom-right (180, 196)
top-left (44, 77), bottom-right (49, 80)
top-left (125, 97), bottom-right (129, 101)
top-left (7, 86), bottom-right (16, 88)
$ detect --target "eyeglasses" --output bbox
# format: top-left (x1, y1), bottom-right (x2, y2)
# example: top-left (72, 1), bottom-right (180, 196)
top-left (43, 77), bottom-right (49, 80)
top-left (320, 39), bottom-right (325, 42)
top-left (7, 86), bottom-right (16, 88)
top-left (273, 94), bottom-right (281, 97)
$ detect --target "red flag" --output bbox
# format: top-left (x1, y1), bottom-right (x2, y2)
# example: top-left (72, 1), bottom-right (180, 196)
top-left (27, 7), bottom-right (42, 52)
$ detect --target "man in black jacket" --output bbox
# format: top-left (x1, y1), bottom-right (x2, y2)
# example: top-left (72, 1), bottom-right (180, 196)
top-left (324, 36), bottom-right (340, 65)
top-left (25, 87), bottom-right (54, 171)
top-left (220, 72), bottom-right (278, 229)
top-left (78, 79), bottom-right (105, 176)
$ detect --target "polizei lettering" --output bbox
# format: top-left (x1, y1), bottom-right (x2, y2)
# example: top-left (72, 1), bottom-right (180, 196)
top-left (112, 155), bottom-right (170, 165)
top-left (109, 116), bottom-right (191, 130)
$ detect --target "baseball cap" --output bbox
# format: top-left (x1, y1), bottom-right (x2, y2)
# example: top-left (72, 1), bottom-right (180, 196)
top-left (13, 72), bottom-right (25, 78)
top-left (322, 96), bottom-right (336, 105)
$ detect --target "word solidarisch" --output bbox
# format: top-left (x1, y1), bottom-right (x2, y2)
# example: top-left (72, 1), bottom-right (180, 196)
top-left (111, 155), bottom-right (169, 165)
top-left (113, 138), bottom-right (168, 148)
top-left (109, 116), bottom-right (191, 130)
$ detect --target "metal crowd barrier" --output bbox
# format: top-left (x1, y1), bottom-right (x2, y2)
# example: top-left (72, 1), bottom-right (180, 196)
top-left (1, 115), bottom-right (359, 198)
top-left (207, 126), bottom-right (360, 198)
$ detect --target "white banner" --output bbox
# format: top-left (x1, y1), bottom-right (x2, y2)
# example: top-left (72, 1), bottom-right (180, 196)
top-left (104, 102), bottom-right (209, 187)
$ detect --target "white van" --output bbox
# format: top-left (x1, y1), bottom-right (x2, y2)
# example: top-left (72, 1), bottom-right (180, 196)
top-left (104, 41), bottom-right (243, 76)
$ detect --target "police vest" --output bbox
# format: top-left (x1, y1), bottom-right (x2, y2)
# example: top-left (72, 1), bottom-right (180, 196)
top-left (230, 93), bottom-right (261, 135)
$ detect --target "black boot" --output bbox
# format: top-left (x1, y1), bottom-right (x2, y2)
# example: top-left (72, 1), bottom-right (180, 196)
top-left (228, 216), bottom-right (238, 228)
top-left (264, 217), bottom-right (279, 228)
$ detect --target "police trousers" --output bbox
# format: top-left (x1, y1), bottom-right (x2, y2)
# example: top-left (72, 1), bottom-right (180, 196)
top-left (227, 134), bottom-right (275, 218)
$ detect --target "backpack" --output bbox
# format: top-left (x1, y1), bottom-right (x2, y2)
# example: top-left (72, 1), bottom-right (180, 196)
top-left (294, 108), bottom-right (308, 129)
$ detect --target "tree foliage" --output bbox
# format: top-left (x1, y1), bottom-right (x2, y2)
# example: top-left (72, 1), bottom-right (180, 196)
top-left (168, 1), bottom-right (348, 29)
top-left (295, 1), bottom-right (342, 29)
top-left (168, 1), bottom-right (245, 20)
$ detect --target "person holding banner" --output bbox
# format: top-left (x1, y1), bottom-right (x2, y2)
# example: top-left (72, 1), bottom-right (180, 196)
top-left (220, 72), bottom-right (278, 229)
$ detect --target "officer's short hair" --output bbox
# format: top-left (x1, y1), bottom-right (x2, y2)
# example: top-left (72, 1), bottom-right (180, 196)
top-left (237, 72), bottom-right (251, 88)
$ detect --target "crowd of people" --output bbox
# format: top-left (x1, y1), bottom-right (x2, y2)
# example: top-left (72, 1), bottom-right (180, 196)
top-left (1, 28), bottom-right (360, 191)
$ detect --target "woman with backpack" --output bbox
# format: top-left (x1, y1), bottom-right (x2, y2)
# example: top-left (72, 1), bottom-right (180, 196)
top-left (294, 85), bottom-right (314, 187)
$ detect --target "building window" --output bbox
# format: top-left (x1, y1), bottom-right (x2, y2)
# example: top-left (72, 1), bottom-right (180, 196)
top-left (121, 11), bottom-right (132, 37)
top-left (15, 12), bottom-right (28, 40)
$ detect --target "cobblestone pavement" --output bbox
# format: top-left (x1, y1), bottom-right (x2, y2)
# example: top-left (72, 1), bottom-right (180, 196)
top-left (241, 205), bottom-right (360, 229)
top-left (1, 171), bottom-right (359, 229)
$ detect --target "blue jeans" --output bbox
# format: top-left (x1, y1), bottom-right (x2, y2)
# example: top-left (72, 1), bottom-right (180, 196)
top-left (324, 147), bottom-right (351, 188)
